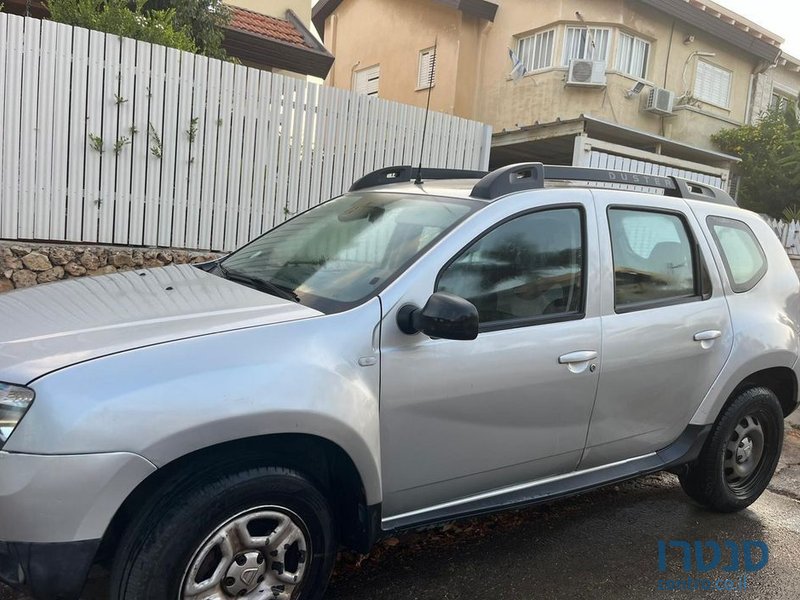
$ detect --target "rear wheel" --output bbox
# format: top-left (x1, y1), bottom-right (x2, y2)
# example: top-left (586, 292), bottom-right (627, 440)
top-left (110, 466), bottom-right (336, 600)
top-left (679, 386), bottom-right (783, 512)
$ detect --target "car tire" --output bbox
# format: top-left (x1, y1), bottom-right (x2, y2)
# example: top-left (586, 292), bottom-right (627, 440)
top-left (109, 465), bottom-right (336, 600)
top-left (679, 386), bottom-right (783, 512)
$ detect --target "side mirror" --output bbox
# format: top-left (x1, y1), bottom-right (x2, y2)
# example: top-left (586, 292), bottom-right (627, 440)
top-left (397, 292), bottom-right (479, 341)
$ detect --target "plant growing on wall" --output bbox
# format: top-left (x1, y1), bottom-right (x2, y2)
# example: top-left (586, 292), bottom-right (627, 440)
top-left (712, 104), bottom-right (800, 218)
top-left (148, 122), bottom-right (163, 159)
top-left (88, 133), bottom-right (103, 153)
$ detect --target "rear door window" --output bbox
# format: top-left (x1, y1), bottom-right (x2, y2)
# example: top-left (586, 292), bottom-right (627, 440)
top-left (707, 216), bottom-right (767, 293)
top-left (608, 208), bottom-right (698, 310)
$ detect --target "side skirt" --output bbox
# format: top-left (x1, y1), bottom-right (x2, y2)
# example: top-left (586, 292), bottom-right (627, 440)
top-left (381, 424), bottom-right (711, 532)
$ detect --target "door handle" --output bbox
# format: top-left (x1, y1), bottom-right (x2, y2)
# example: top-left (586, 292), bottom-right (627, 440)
top-left (694, 330), bottom-right (722, 342)
top-left (558, 350), bottom-right (599, 365)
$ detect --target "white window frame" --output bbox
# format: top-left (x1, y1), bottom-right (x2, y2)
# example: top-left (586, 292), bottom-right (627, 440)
top-left (615, 32), bottom-right (651, 79)
top-left (770, 84), bottom-right (797, 111)
top-left (417, 47), bottom-right (436, 90)
top-left (516, 28), bottom-right (556, 73)
top-left (352, 64), bottom-right (380, 96)
top-left (562, 26), bottom-right (611, 66)
top-left (693, 60), bottom-right (732, 108)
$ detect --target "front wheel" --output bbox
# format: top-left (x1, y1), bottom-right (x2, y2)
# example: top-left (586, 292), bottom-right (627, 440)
top-left (679, 386), bottom-right (783, 512)
top-left (110, 466), bottom-right (337, 600)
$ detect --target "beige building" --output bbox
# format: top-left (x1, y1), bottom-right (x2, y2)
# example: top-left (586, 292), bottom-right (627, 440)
top-left (314, 0), bottom-right (800, 190)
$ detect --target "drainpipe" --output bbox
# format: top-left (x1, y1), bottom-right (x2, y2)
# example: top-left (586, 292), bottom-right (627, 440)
top-left (745, 73), bottom-right (755, 124)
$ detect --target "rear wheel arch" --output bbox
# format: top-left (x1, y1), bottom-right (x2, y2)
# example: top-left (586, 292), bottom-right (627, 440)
top-left (99, 434), bottom-right (378, 567)
top-left (732, 366), bottom-right (798, 418)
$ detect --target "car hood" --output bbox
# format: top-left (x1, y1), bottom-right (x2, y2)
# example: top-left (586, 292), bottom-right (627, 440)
top-left (0, 264), bottom-right (323, 383)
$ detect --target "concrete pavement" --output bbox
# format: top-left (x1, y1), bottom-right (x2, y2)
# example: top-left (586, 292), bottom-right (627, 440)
top-left (3, 426), bottom-right (800, 600)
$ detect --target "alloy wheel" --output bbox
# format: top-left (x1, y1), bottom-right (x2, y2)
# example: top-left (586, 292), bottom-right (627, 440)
top-left (181, 506), bottom-right (310, 600)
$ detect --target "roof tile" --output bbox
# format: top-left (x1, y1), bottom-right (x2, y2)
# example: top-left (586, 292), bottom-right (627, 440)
top-left (227, 6), bottom-right (310, 49)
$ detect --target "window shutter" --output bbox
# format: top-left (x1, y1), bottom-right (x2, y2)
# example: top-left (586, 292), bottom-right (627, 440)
top-left (418, 48), bottom-right (436, 89)
top-left (694, 61), bottom-right (731, 107)
top-left (353, 65), bottom-right (380, 96)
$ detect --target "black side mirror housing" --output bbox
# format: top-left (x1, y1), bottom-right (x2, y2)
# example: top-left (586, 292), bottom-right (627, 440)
top-left (397, 292), bottom-right (479, 341)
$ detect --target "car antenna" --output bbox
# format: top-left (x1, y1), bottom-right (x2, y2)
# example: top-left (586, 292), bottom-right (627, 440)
top-left (414, 38), bottom-right (438, 185)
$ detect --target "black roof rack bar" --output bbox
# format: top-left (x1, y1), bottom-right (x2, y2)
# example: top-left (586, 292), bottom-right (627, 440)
top-left (470, 163), bottom-right (736, 206)
top-left (349, 165), bottom-right (488, 192)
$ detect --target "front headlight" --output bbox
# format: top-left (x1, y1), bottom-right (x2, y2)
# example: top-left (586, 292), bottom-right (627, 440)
top-left (0, 383), bottom-right (34, 449)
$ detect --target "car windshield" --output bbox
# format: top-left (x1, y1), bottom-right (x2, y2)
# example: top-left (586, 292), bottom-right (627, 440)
top-left (219, 192), bottom-right (479, 312)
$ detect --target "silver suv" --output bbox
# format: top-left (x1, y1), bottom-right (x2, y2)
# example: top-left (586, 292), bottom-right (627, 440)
top-left (1, 163), bottom-right (798, 600)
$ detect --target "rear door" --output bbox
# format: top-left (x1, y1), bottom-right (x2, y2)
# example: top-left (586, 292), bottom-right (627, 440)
top-left (581, 192), bottom-right (733, 468)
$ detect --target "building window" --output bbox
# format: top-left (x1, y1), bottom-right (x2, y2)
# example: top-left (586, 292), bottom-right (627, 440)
top-left (770, 89), bottom-right (797, 111)
top-left (352, 65), bottom-right (380, 96)
top-left (615, 32), bottom-right (650, 79)
top-left (563, 26), bottom-right (611, 66)
top-left (694, 61), bottom-right (731, 107)
top-left (417, 48), bottom-right (436, 90)
top-left (516, 29), bottom-right (555, 72)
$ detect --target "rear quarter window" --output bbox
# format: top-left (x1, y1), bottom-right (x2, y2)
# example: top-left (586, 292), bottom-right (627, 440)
top-left (707, 216), bottom-right (767, 293)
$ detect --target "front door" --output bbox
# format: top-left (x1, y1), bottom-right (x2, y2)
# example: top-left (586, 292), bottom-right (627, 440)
top-left (380, 197), bottom-right (602, 519)
top-left (581, 194), bottom-right (733, 468)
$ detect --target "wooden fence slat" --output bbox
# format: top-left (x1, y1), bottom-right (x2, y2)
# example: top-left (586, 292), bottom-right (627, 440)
top-left (170, 50), bottom-right (196, 249)
top-left (18, 18), bottom-right (41, 239)
top-left (197, 57), bottom-right (221, 250)
top-left (222, 63), bottom-right (248, 250)
top-left (273, 75), bottom-right (294, 228)
top-left (142, 42), bottom-right (166, 246)
top-left (284, 78), bottom-right (306, 221)
top-left (33, 20), bottom-right (57, 239)
top-left (156, 46), bottom-right (181, 247)
top-left (210, 60), bottom-right (234, 250)
top-left (236, 67), bottom-right (260, 246)
top-left (65, 25), bottom-right (89, 242)
top-left (111, 37), bottom-right (136, 244)
top-left (0, 14), bottom-right (7, 234)
top-left (297, 82), bottom-right (317, 215)
top-left (261, 71), bottom-right (282, 232)
top-left (1, 15), bottom-right (23, 240)
top-left (48, 22), bottom-right (73, 240)
top-left (82, 29), bottom-right (106, 243)
top-left (248, 71), bottom-right (271, 241)
top-left (185, 54), bottom-right (209, 249)
top-left (128, 40), bottom-right (152, 246)
top-left (309, 84), bottom-right (330, 211)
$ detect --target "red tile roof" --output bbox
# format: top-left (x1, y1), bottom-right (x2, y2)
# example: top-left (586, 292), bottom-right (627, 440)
top-left (227, 5), bottom-right (311, 49)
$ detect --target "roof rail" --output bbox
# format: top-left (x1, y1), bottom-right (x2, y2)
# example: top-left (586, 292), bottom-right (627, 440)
top-left (349, 165), bottom-right (488, 192)
top-left (470, 163), bottom-right (736, 206)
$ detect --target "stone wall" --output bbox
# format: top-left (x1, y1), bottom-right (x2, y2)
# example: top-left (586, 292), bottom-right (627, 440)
top-left (1, 241), bottom-right (221, 293)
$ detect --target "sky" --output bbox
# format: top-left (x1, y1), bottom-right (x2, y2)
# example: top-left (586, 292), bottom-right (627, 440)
top-left (716, 0), bottom-right (800, 58)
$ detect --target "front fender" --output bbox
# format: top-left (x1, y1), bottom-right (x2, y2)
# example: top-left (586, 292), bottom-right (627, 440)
top-left (8, 299), bottom-right (383, 505)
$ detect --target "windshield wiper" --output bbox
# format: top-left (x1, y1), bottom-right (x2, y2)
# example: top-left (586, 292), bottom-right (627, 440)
top-left (217, 264), bottom-right (300, 303)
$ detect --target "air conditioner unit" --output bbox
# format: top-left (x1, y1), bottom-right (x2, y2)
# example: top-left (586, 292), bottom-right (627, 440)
top-left (645, 87), bottom-right (675, 115)
top-left (566, 59), bottom-right (607, 87)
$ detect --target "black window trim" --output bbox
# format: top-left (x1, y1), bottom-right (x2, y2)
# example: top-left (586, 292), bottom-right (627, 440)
top-left (706, 215), bottom-right (768, 293)
top-left (607, 205), bottom-right (713, 315)
top-left (434, 203), bottom-right (588, 334)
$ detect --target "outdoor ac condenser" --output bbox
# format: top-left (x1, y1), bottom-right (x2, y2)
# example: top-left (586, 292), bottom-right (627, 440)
top-left (566, 59), bottom-right (607, 87)
top-left (645, 87), bottom-right (676, 115)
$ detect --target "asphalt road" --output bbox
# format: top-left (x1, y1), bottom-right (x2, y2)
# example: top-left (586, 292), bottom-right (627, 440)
top-left (4, 425), bottom-right (800, 600)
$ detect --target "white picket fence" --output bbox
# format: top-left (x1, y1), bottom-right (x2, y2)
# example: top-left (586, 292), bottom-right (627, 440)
top-left (0, 15), bottom-right (491, 252)
top-left (767, 219), bottom-right (800, 256)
